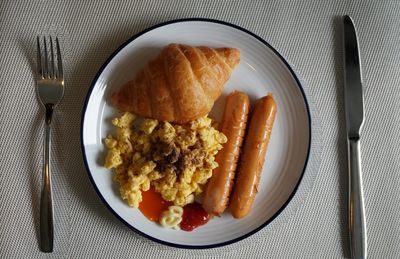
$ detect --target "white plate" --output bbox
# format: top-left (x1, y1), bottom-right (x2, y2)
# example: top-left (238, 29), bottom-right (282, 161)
top-left (81, 19), bottom-right (311, 248)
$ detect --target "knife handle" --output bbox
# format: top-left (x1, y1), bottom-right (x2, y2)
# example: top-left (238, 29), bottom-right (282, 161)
top-left (348, 138), bottom-right (367, 259)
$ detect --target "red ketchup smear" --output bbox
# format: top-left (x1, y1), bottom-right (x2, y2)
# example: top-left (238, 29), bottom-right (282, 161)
top-left (139, 187), bottom-right (172, 222)
top-left (180, 202), bottom-right (210, 231)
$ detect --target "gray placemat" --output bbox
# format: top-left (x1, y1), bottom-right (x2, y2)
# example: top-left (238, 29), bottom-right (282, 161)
top-left (1, 0), bottom-right (399, 258)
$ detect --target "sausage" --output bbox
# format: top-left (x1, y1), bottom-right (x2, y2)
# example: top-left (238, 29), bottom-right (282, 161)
top-left (229, 95), bottom-right (277, 219)
top-left (202, 91), bottom-right (250, 216)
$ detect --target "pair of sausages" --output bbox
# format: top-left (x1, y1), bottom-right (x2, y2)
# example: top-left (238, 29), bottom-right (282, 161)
top-left (202, 91), bottom-right (277, 218)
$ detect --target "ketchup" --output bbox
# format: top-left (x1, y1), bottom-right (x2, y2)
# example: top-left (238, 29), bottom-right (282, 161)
top-left (180, 202), bottom-right (210, 231)
top-left (139, 187), bottom-right (172, 222)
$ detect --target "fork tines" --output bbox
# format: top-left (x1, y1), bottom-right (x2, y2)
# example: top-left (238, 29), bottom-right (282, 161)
top-left (37, 36), bottom-right (63, 80)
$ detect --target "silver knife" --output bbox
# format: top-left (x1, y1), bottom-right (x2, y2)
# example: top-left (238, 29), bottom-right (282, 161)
top-left (343, 15), bottom-right (367, 259)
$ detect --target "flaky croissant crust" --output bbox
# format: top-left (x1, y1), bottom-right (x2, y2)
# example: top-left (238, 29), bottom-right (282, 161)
top-left (111, 43), bottom-right (240, 123)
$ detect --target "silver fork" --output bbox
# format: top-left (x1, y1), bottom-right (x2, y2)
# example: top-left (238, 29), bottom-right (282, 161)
top-left (36, 36), bottom-right (64, 252)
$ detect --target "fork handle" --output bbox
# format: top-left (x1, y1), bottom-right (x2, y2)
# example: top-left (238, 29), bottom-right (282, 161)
top-left (348, 138), bottom-right (367, 259)
top-left (40, 104), bottom-right (54, 252)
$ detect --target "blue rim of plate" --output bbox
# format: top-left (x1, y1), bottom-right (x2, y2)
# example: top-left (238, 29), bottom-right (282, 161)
top-left (80, 18), bottom-right (312, 249)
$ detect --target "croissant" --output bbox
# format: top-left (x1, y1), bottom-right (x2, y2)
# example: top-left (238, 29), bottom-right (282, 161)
top-left (110, 43), bottom-right (240, 123)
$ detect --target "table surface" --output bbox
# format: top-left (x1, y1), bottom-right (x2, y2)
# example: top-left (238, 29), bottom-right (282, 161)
top-left (1, 1), bottom-right (399, 258)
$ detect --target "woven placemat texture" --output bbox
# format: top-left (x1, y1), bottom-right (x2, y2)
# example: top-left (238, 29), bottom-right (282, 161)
top-left (1, 0), bottom-right (399, 258)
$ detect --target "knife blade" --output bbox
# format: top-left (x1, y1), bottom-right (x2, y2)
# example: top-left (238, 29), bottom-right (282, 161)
top-left (343, 15), bottom-right (367, 259)
top-left (344, 15), bottom-right (364, 138)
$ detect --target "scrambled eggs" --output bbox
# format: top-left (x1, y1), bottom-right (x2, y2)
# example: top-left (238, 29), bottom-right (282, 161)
top-left (104, 112), bottom-right (227, 208)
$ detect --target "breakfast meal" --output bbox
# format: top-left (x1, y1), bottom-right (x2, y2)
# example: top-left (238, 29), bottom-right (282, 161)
top-left (103, 43), bottom-right (277, 231)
